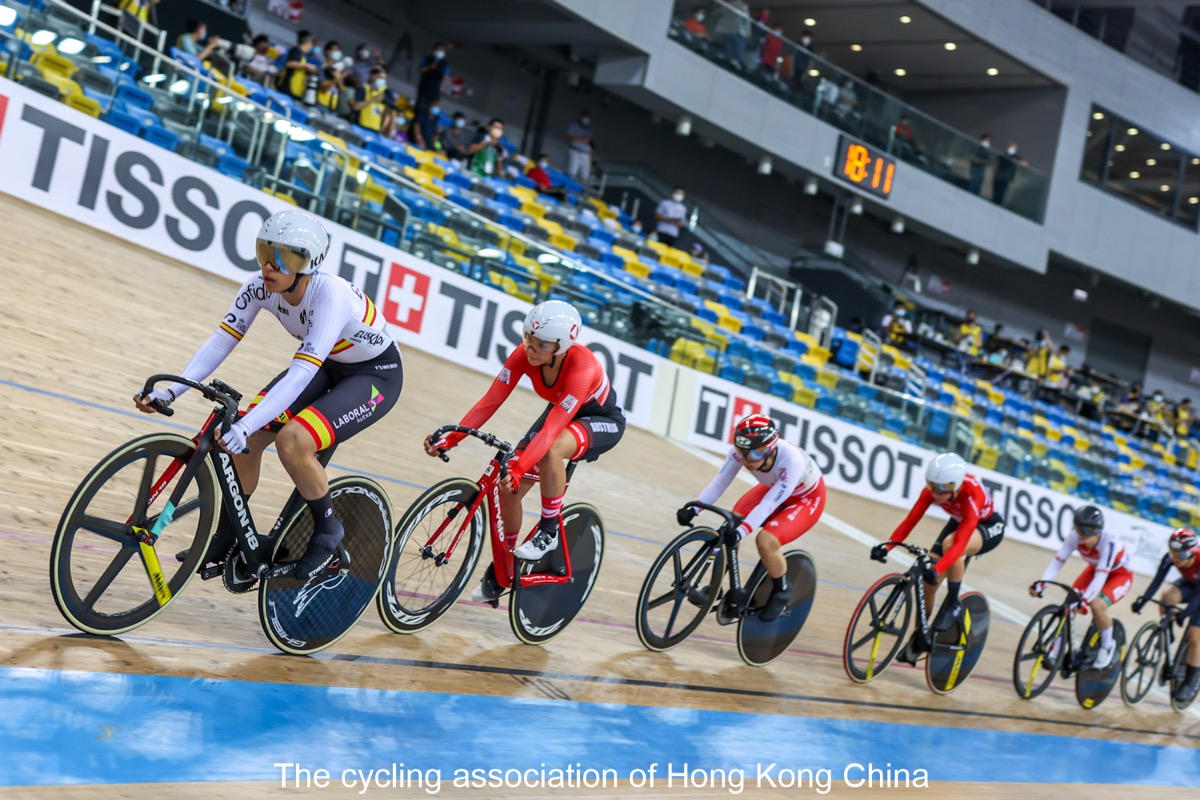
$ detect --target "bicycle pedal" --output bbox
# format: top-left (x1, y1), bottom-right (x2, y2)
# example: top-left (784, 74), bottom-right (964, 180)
top-left (200, 564), bottom-right (222, 581)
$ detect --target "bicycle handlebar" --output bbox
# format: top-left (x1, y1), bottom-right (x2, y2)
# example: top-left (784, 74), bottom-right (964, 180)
top-left (430, 425), bottom-right (515, 465)
top-left (878, 540), bottom-right (933, 563)
top-left (685, 502), bottom-right (744, 531)
top-left (1030, 580), bottom-right (1084, 605)
top-left (141, 375), bottom-right (241, 433)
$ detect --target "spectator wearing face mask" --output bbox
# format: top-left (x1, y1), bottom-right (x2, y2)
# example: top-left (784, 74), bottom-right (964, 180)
top-left (466, 118), bottom-right (508, 178)
top-left (417, 41), bottom-right (450, 112)
top-left (793, 29), bottom-right (814, 79)
top-left (880, 301), bottom-right (913, 348)
top-left (350, 65), bottom-right (398, 137)
top-left (439, 112), bottom-right (472, 161)
top-left (566, 110), bottom-right (593, 183)
top-left (655, 187), bottom-right (688, 247)
top-left (1025, 328), bottom-right (1053, 379)
top-left (408, 100), bottom-right (443, 150)
top-left (279, 32), bottom-right (319, 100)
top-left (992, 142), bottom-right (1026, 206)
top-left (349, 43), bottom-right (378, 86)
top-left (316, 40), bottom-right (348, 111)
top-left (683, 6), bottom-right (708, 39)
top-left (526, 153), bottom-right (567, 201)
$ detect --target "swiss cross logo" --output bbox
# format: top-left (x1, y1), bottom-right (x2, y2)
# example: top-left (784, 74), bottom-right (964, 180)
top-left (729, 397), bottom-right (761, 442)
top-left (383, 264), bottom-right (430, 333)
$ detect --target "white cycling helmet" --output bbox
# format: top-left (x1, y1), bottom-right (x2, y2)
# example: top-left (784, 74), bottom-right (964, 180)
top-left (523, 300), bottom-right (582, 355)
top-left (255, 209), bottom-right (330, 276)
top-left (925, 452), bottom-right (967, 493)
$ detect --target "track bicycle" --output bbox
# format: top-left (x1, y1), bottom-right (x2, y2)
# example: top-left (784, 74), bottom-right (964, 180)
top-left (843, 541), bottom-right (990, 694)
top-left (50, 375), bottom-right (393, 655)
top-left (1013, 580), bottom-right (1125, 708)
top-left (1121, 598), bottom-right (1195, 712)
top-left (634, 503), bottom-right (817, 667)
top-left (376, 425), bottom-right (604, 645)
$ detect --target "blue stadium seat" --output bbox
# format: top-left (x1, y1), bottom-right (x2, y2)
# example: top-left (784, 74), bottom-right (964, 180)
top-left (216, 153), bottom-right (252, 181)
top-left (104, 109), bottom-right (142, 136)
top-left (143, 125), bottom-right (179, 152)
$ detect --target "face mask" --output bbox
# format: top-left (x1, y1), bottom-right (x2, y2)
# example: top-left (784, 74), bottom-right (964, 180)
top-left (327, 50), bottom-right (341, 62)
top-left (801, 36), bottom-right (811, 45)
top-left (672, 192), bottom-right (684, 202)
top-left (896, 309), bottom-right (906, 318)
top-left (538, 160), bottom-right (549, 169)
top-left (454, 118), bottom-right (465, 128)
top-left (982, 139), bottom-right (991, 147)
top-left (1007, 146), bottom-right (1017, 155)
top-left (358, 48), bottom-right (370, 59)
top-left (1155, 394), bottom-right (1164, 402)
top-left (373, 78), bottom-right (387, 89)
top-left (434, 50), bottom-right (445, 60)
top-left (429, 107), bottom-right (440, 116)
top-left (632, 223), bottom-right (642, 233)
top-left (695, 12), bottom-right (704, 21)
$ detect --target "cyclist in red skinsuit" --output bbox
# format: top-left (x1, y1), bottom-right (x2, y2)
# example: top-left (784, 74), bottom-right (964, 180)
top-left (424, 301), bottom-right (625, 603)
top-left (874, 452), bottom-right (1005, 661)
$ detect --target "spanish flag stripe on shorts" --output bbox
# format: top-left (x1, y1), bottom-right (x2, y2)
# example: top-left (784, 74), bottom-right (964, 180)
top-left (362, 297), bottom-right (378, 326)
top-left (219, 322), bottom-right (244, 341)
top-left (244, 392), bottom-right (293, 428)
top-left (294, 352), bottom-right (323, 368)
top-left (295, 407), bottom-right (335, 450)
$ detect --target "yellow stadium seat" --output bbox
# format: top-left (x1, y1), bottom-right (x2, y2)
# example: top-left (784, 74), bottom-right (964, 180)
top-left (519, 200), bottom-right (547, 219)
top-left (611, 245), bottom-right (639, 264)
top-left (63, 91), bottom-right (101, 118)
top-left (717, 315), bottom-right (742, 334)
top-left (537, 218), bottom-right (564, 237)
top-left (509, 185), bottom-right (538, 203)
top-left (548, 232), bottom-right (577, 252)
top-left (417, 160), bottom-right (445, 180)
top-left (262, 187), bottom-right (298, 205)
top-left (623, 261), bottom-right (650, 280)
top-left (644, 240), bottom-right (669, 255)
top-left (659, 250), bottom-right (687, 270)
top-left (794, 387), bottom-right (816, 407)
top-left (816, 371), bottom-right (839, 390)
top-left (31, 49), bottom-right (74, 79)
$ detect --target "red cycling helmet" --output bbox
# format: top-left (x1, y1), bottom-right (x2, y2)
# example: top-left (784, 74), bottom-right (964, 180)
top-left (1169, 528), bottom-right (1199, 555)
top-left (733, 414), bottom-right (779, 451)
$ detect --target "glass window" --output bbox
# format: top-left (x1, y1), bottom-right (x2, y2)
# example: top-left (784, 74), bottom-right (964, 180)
top-left (1081, 109), bottom-right (1111, 183)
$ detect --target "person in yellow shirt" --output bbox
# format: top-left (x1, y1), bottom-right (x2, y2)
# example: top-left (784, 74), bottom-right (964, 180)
top-left (1176, 398), bottom-right (1194, 438)
top-left (1046, 344), bottom-right (1071, 388)
top-left (1025, 328), bottom-right (1052, 378)
top-left (118, 0), bottom-right (159, 24)
top-left (1144, 390), bottom-right (1168, 442)
top-left (880, 301), bottom-right (913, 348)
top-left (956, 310), bottom-right (983, 357)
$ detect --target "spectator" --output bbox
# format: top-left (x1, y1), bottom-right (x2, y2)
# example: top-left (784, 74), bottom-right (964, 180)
top-left (408, 99), bottom-right (442, 150)
top-left (712, 0), bottom-right (751, 69)
top-left (968, 133), bottom-right (992, 195)
top-left (834, 79), bottom-right (859, 124)
top-left (985, 322), bottom-right (1006, 354)
top-left (279, 32), bottom-right (318, 101)
top-left (654, 187), bottom-right (688, 247)
top-left (349, 43), bottom-right (378, 86)
top-left (629, 219), bottom-right (646, 237)
top-left (317, 40), bottom-right (348, 111)
top-left (566, 110), bottom-right (594, 183)
top-left (178, 19), bottom-right (218, 61)
top-left (760, 22), bottom-right (785, 78)
top-left (1025, 328), bottom-right (1053, 378)
top-left (993, 142), bottom-right (1025, 206)
top-left (350, 65), bottom-right (398, 137)
top-left (816, 77), bottom-right (839, 119)
top-left (1046, 344), bottom-right (1072, 388)
top-left (526, 154), bottom-right (568, 201)
top-left (241, 35), bottom-right (278, 84)
top-left (467, 118), bottom-right (508, 178)
top-left (1121, 381), bottom-right (1144, 410)
top-left (956, 310), bottom-right (983, 357)
top-left (416, 41), bottom-right (450, 112)
top-left (1176, 398), bottom-right (1194, 438)
top-left (1145, 390), bottom-right (1168, 441)
top-left (793, 29), bottom-right (814, 77)
top-left (439, 112), bottom-right (472, 161)
top-left (683, 5), bottom-right (708, 39)
top-left (892, 115), bottom-right (925, 162)
top-left (880, 301), bottom-right (913, 349)
top-left (118, 0), bottom-right (159, 24)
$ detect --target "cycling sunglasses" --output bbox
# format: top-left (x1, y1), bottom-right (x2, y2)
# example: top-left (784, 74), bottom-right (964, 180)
top-left (255, 240), bottom-right (309, 275)
top-left (736, 445), bottom-right (773, 461)
top-left (927, 481), bottom-right (957, 494)
top-left (1074, 524), bottom-right (1102, 537)
top-left (1169, 538), bottom-right (1194, 552)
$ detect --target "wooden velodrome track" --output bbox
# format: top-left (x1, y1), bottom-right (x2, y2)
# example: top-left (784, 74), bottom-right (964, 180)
top-left (0, 190), bottom-right (1195, 799)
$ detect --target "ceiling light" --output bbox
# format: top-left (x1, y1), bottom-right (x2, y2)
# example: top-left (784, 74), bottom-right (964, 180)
top-left (675, 115), bottom-right (692, 136)
top-left (967, 248), bottom-right (980, 265)
top-left (1092, 111), bottom-right (1104, 120)
top-left (808, 68), bottom-right (819, 77)
top-left (58, 37), bottom-right (85, 54)
top-left (537, 253), bottom-right (562, 264)
top-left (477, 248), bottom-right (503, 259)
top-left (1129, 171), bottom-right (1140, 178)
top-left (1161, 185), bottom-right (1171, 191)
top-left (899, 15), bottom-right (912, 24)
top-left (1161, 142), bottom-right (1172, 150)
top-left (894, 68), bottom-right (907, 76)
top-left (1147, 158), bottom-right (1157, 165)
top-left (91, 56), bottom-right (112, 64)
top-left (944, 42), bottom-right (957, 51)
top-left (986, 68), bottom-right (999, 76)
top-left (849, 197), bottom-right (864, 215)
top-left (1114, 144), bottom-right (1126, 152)
top-left (891, 215), bottom-right (905, 234)
top-left (1127, 127), bottom-right (1138, 135)
top-left (1073, 289), bottom-right (1089, 302)
top-left (850, 44), bottom-right (862, 52)
top-left (757, 155), bottom-right (772, 176)
top-left (804, 17), bottom-right (816, 26)
top-left (804, 176), bottom-right (819, 195)
top-left (0, 7), bottom-right (16, 25)
top-left (1190, 197), bottom-right (1199, 204)
top-left (1193, 158), bottom-right (1200, 165)
top-left (30, 29), bottom-right (56, 45)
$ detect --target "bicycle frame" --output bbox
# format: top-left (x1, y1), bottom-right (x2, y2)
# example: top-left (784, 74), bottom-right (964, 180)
top-left (1036, 581), bottom-right (1085, 668)
top-left (425, 425), bottom-right (576, 592)
top-left (880, 541), bottom-right (936, 651)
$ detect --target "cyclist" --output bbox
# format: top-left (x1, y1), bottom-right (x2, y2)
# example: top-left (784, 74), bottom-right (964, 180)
top-left (424, 300), bottom-right (626, 602)
top-left (676, 414), bottom-right (826, 622)
top-left (1030, 505), bottom-right (1132, 670)
top-left (1131, 528), bottom-right (1200, 703)
top-left (875, 452), bottom-right (1005, 662)
top-left (134, 210), bottom-right (402, 580)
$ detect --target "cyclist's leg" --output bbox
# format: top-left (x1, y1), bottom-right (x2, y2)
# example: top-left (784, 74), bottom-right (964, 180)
top-left (754, 478), bottom-right (826, 621)
top-left (280, 351), bottom-right (402, 577)
top-left (1162, 580), bottom-right (1185, 607)
top-left (923, 520), bottom-right (960, 622)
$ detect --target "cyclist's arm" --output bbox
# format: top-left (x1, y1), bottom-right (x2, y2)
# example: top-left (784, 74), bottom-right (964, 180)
top-left (236, 280), bottom-right (350, 434)
top-left (165, 279), bottom-right (265, 398)
top-left (695, 450), bottom-right (741, 507)
top-left (510, 353), bottom-right (601, 471)
top-left (1141, 554), bottom-right (1173, 601)
top-left (1039, 532), bottom-right (1078, 583)
top-left (888, 489), bottom-right (933, 543)
top-left (442, 349), bottom-right (523, 448)
top-left (934, 512), bottom-right (978, 575)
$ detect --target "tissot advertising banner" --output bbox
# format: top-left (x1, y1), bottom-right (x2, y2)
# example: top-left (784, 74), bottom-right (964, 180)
top-left (0, 78), bottom-right (662, 429)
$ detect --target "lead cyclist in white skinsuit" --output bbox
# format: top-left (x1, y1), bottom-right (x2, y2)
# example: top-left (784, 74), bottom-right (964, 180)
top-left (135, 209), bottom-right (403, 579)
